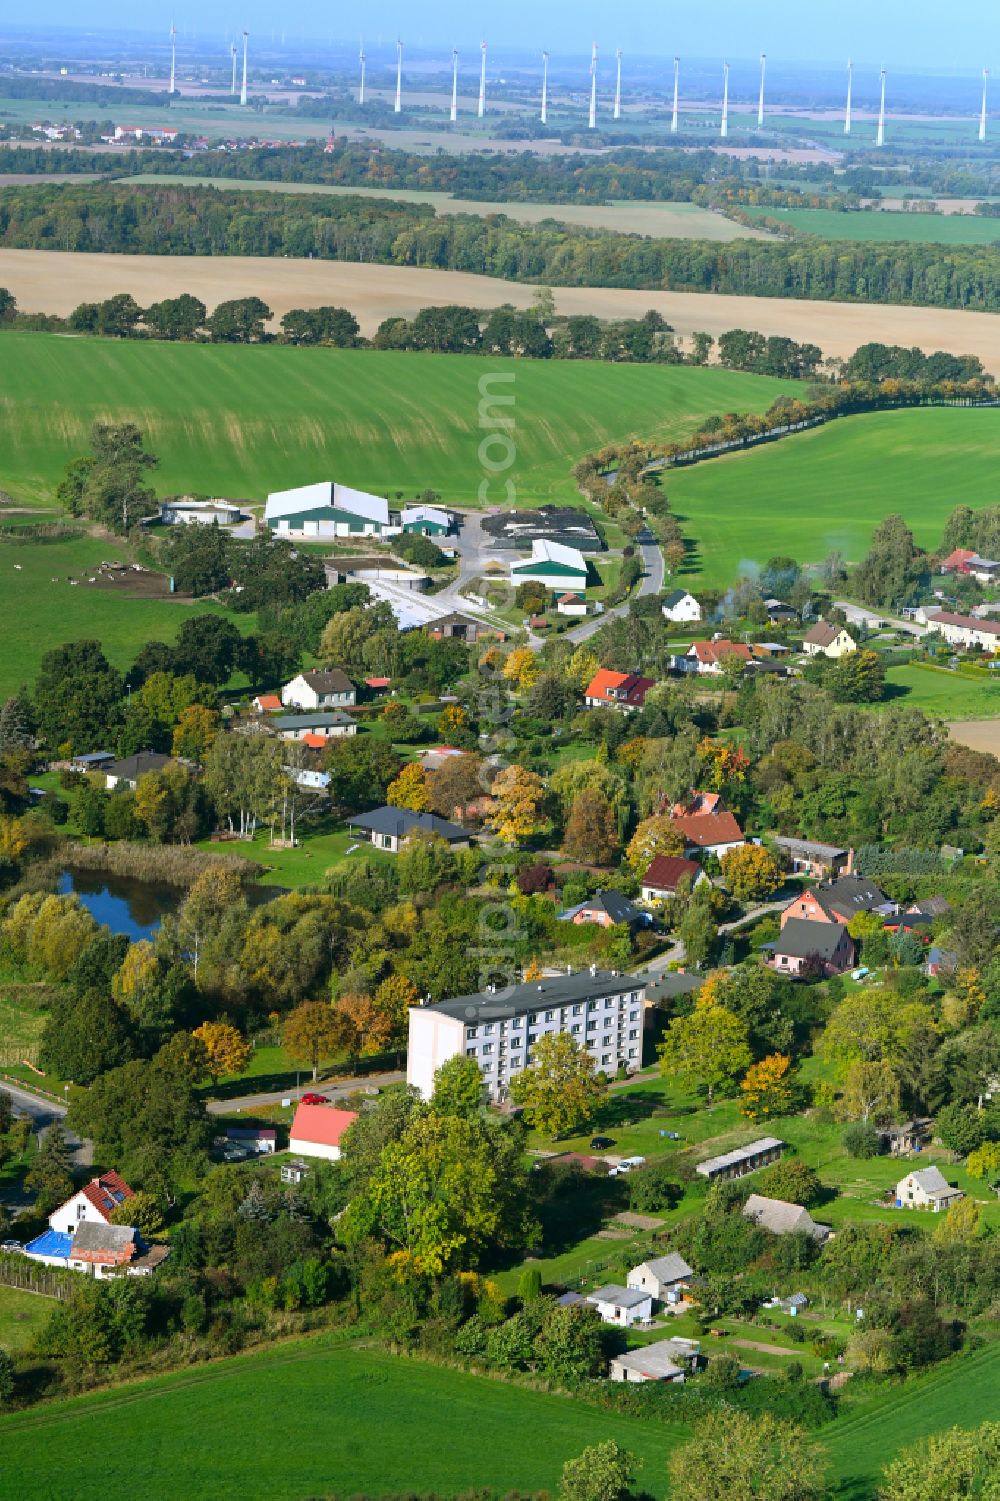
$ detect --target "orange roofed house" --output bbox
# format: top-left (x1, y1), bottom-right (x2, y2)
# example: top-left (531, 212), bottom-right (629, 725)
top-left (684, 641), bottom-right (753, 676)
top-left (288, 1103), bottom-right (358, 1163)
top-left (584, 669), bottom-right (657, 710)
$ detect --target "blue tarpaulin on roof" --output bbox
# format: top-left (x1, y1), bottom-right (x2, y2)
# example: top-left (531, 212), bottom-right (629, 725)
top-left (25, 1230), bottom-right (72, 1259)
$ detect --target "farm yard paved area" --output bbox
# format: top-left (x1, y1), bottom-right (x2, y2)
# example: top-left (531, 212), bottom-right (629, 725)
top-left (0, 1339), bottom-right (687, 1501)
top-left (2, 249), bottom-right (1000, 370)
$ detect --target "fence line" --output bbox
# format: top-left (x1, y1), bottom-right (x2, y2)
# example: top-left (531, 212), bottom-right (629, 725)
top-left (654, 396), bottom-right (1000, 472)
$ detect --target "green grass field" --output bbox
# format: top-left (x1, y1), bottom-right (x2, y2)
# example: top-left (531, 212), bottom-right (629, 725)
top-left (667, 406), bottom-right (1000, 588)
top-left (825, 1342), bottom-right (1000, 1497)
top-left (0, 1286), bottom-right (55, 1352)
top-left (0, 526), bottom-right (242, 700)
top-left (0, 1337), bottom-right (687, 1501)
top-left (1, 1328), bottom-right (995, 1498)
top-left (742, 204), bottom-right (1000, 244)
top-left (0, 331), bottom-right (796, 507)
top-left (882, 662), bottom-right (1000, 719)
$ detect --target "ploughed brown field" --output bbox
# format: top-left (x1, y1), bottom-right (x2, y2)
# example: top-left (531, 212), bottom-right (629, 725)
top-left (948, 720), bottom-right (1000, 754)
top-left (1, 247), bottom-right (998, 371)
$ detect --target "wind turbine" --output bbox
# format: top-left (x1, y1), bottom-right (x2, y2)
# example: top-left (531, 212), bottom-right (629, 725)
top-left (757, 52), bottom-right (766, 127)
top-left (169, 22), bottom-right (177, 95)
top-left (671, 56), bottom-right (679, 132)
top-left (876, 65), bottom-right (886, 146)
top-left (541, 50), bottom-right (549, 124)
top-left (240, 30), bottom-right (248, 106)
top-left (478, 40), bottom-right (487, 118)
top-left (844, 57), bottom-right (853, 134)
top-left (395, 38), bottom-right (403, 113)
top-left (588, 42), bottom-right (597, 129)
top-left (614, 48), bottom-right (622, 121)
top-left (359, 45), bottom-right (366, 105)
top-left (230, 42), bottom-right (237, 96)
top-left (720, 60), bottom-right (729, 138)
top-left (980, 67), bottom-right (989, 143)
top-left (450, 48), bottom-right (458, 123)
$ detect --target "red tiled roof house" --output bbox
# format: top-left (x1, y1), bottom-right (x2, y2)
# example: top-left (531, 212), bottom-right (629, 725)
top-left (288, 1104), bottom-right (358, 1163)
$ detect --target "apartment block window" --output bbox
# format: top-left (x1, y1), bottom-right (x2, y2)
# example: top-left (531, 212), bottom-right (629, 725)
top-left (481, 1043), bottom-right (493, 1055)
top-left (571, 1024), bottom-right (582, 1035)
top-left (629, 1011), bottom-right (639, 1022)
top-left (466, 1048), bottom-right (477, 1058)
top-left (484, 1023), bottom-right (495, 1034)
top-left (604, 998), bottom-right (614, 1009)
top-left (467, 1028), bottom-right (478, 1039)
top-left (572, 1004), bottom-right (583, 1016)
top-left (628, 1048), bottom-right (638, 1059)
top-left (601, 1053), bottom-right (612, 1066)
top-left (628, 1029), bottom-right (639, 1040)
top-left (544, 1010), bottom-right (555, 1022)
top-left (511, 1016), bottom-right (523, 1028)
top-left (587, 1019), bottom-right (598, 1031)
top-left (510, 1036), bottom-right (522, 1049)
top-left (529, 1013), bottom-right (538, 1025)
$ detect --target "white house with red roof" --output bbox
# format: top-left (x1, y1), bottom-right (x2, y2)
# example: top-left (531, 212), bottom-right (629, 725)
top-left (288, 1103), bottom-right (358, 1162)
top-left (48, 1171), bottom-right (134, 1237)
top-left (683, 641), bottom-right (753, 676)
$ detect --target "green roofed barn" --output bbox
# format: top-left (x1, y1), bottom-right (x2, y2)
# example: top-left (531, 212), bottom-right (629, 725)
top-left (510, 538), bottom-right (588, 591)
top-left (265, 481), bottom-right (390, 538)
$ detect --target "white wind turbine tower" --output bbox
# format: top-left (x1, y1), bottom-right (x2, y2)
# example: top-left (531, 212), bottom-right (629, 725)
top-left (844, 57), bottom-right (853, 134)
top-left (588, 42), bottom-right (598, 129)
top-left (980, 68), bottom-right (989, 143)
top-left (230, 43), bottom-right (237, 96)
top-left (358, 46), bottom-right (366, 106)
top-left (757, 52), bottom-right (766, 127)
top-left (541, 50), bottom-right (549, 124)
top-left (169, 22), bottom-right (177, 95)
top-left (876, 65), bottom-right (886, 146)
top-left (450, 49), bottom-right (458, 122)
top-left (395, 39), bottom-right (403, 114)
top-left (240, 30), bottom-right (248, 106)
top-left (720, 59), bottom-right (729, 138)
top-left (478, 41), bottom-right (487, 118)
top-left (614, 48), bottom-right (622, 120)
top-left (671, 56), bottom-right (679, 132)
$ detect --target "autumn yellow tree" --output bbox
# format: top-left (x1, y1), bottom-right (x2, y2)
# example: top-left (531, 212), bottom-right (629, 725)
top-left (503, 647), bottom-right (539, 692)
top-left (658, 1002), bottom-right (751, 1104)
top-left (373, 973), bottom-right (420, 1054)
top-left (720, 843), bottom-right (782, 901)
top-left (386, 762), bottom-right (430, 812)
top-left (625, 815), bottom-right (684, 873)
top-left (740, 1054), bottom-right (794, 1121)
top-left (487, 765), bottom-right (547, 845)
top-left (193, 1020), bottom-right (252, 1085)
top-left (172, 703), bottom-right (219, 762)
top-left (565, 646), bottom-right (600, 692)
top-left (335, 991), bottom-right (393, 1068)
top-left (438, 704), bottom-right (468, 738)
top-left (282, 1000), bottom-right (343, 1081)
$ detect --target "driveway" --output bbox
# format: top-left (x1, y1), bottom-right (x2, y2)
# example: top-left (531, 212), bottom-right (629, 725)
top-left (834, 600), bottom-right (929, 638)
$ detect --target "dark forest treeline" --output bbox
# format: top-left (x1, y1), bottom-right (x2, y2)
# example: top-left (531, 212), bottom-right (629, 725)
top-left (0, 77), bottom-right (170, 107)
top-left (1, 182), bottom-right (1000, 310)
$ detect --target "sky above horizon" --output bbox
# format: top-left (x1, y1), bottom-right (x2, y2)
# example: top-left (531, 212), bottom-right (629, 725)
top-left (4, 3), bottom-right (998, 74)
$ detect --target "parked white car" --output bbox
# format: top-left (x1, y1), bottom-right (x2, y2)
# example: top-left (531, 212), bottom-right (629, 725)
top-left (608, 1156), bottom-right (647, 1177)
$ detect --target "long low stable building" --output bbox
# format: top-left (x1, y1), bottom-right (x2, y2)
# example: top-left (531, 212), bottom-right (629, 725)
top-left (265, 481), bottom-right (391, 539)
top-left (695, 1137), bottom-right (784, 1183)
top-left (407, 968), bottom-right (648, 1103)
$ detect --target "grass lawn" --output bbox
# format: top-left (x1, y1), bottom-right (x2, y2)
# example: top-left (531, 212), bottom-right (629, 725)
top-left (0, 1285), bottom-right (55, 1352)
top-left (667, 406), bottom-right (1000, 589)
top-left (881, 662), bottom-right (1000, 720)
top-left (0, 523), bottom-right (246, 701)
top-left (192, 823), bottom-right (394, 888)
top-left (0, 1337), bottom-right (688, 1501)
top-left (742, 204), bottom-right (1000, 245)
top-left (0, 332), bottom-right (795, 510)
